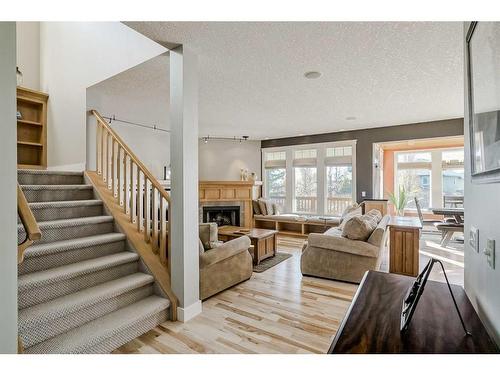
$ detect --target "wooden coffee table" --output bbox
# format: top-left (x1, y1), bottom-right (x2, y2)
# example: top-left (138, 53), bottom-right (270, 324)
top-left (218, 226), bottom-right (278, 265)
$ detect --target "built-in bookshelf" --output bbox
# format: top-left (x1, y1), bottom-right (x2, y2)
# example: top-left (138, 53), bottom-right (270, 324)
top-left (17, 87), bottom-right (48, 169)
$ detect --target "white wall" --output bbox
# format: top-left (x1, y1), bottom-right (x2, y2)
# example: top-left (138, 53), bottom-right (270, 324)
top-left (86, 56), bottom-right (170, 179)
top-left (198, 139), bottom-right (261, 181)
top-left (39, 22), bottom-right (167, 169)
top-left (464, 22), bottom-right (500, 345)
top-left (0, 22), bottom-right (18, 354)
top-left (16, 22), bottom-right (40, 91)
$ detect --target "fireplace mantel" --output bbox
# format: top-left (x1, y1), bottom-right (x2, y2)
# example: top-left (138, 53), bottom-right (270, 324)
top-left (199, 180), bottom-right (261, 227)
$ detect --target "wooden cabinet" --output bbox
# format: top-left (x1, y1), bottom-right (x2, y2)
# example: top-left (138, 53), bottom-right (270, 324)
top-left (388, 216), bottom-right (422, 277)
top-left (17, 87), bottom-right (48, 169)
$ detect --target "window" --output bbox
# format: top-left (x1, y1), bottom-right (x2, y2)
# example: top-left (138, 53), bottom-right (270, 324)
top-left (442, 149), bottom-right (464, 199)
top-left (263, 151), bottom-right (286, 209)
top-left (262, 141), bottom-right (356, 216)
top-left (395, 148), bottom-right (464, 211)
top-left (293, 149), bottom-right (317, 213)
top-left (326, 165), bottom-right (353, 215)
top-left (397, 168), bottom-right (431, 209)
top-left (265, 168), bottom-right (286, 208)
top-left (326, 146), bottom-right (352, 157)
top-left (294, 167), bottom-right (317, 213)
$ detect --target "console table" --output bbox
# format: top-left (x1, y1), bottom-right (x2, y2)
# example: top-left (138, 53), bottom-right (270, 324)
top-left (329, 271), bottom-right (498, 353)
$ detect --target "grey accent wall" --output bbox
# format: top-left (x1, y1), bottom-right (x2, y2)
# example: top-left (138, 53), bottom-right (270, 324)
top-left (262, 118), bottom-right (464, 202)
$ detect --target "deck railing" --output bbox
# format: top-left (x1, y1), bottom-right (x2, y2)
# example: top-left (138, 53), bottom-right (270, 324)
top-left (269, 196), bottom-right (353, 215)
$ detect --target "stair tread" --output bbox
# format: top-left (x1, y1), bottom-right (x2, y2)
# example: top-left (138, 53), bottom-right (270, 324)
top-left (20, 184), bottom-right (93, 190)
top-left (19, 273), bottom-right (155, 329)
top-left (24, 233), bottom-right (126, 258)
top-left (26, 295), bottom-right (169, 354)
top-left (18, 252), bottom-right (139, 292)
top-left (18, 170), bottom-right (84, 176)
top-left (29, 199), bottom-right (103, 209)
top-left (18, 215), bottom-right (114, 232)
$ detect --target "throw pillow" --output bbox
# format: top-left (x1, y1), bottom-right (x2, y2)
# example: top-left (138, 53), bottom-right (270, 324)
top-left (341, 203), bottom-right (360, 219)
top-left (339, 209), bottom-right (361, 230)
top-left (258, 198), bottom-right (268, 215)
top-left (364, 209), bottom-right (382, 223)
top-left (341, 212), bottom-right (379, 241)
top-left (252, 200), bottom-right (262, 215)
top-left (265, 200), bottom-right (275, 216)
top-left (272, 203), bottom-right (280, 215)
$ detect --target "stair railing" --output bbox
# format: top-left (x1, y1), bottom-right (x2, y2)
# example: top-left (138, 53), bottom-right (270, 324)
top-left (17, 183), bottom-right (41, 264)
top-left (90, 110), bottom-right (172, 273)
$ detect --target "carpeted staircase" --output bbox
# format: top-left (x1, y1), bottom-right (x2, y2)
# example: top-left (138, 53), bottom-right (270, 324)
top-left (17, 169), bottom-right (170, 354)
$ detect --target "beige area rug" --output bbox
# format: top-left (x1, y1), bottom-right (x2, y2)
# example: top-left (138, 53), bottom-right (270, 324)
top-left (253, 252), bottom-right (293, 273)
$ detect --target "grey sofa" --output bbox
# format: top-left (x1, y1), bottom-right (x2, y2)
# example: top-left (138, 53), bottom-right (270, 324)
top-left (199, 223), bottom-right (253, 300)
top-left (300, 215), bottom-right (390, 283)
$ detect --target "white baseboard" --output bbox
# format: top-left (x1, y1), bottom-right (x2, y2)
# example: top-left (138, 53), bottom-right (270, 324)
top-left (177, 300), bottom-right (202, 322)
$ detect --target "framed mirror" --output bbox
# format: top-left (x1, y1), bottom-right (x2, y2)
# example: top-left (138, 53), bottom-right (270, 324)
top-left (466, 22), bottom-right (500, 181)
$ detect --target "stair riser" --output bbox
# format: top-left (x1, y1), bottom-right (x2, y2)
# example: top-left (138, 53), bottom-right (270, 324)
top-left (20, 285), bottom-right (153, 349)
top-left (28, 204), bottom-right (103, 222)
top-left (18, 240), bottom-right (126, 275)
top-left (18, 173), bottom-right (84, 185)
top-left (26, 308), bottom-right (168, 354)
top-left (19, 261), bottom-right (138, 309)
top-left (23, 188), bottom-right (94, 203)
top-left (18, 221), bottom-right (114, 245)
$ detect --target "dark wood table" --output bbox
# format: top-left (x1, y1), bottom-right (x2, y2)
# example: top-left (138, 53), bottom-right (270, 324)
top-left (329, 271), bottom-right (498, 354)
top-left (218, 226), bottom-right (278, 265)
top-left (431, 207), bottom-right (464, 224)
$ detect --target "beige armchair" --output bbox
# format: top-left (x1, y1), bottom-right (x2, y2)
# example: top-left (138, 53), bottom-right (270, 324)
top-left (301, 215), bottom-right (390, 283)
top-left (199, 223), bottom-right (253, 300)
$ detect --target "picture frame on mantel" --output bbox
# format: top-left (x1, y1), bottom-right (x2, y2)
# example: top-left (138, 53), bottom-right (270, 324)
top-left (466, 21), bottom-right (500, 183)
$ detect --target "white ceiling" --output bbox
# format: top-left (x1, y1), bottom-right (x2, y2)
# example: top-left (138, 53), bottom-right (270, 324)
top-left (117, 22), bottom-right (464, 140)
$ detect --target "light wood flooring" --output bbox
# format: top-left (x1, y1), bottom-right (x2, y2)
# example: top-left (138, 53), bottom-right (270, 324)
top-left (114, 233), bottom-right (464, 354)
top-left (113, 235), bottom-right (357, 354)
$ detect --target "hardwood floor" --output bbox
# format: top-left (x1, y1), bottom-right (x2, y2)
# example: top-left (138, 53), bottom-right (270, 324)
top-left (113, 235), bottom-right (357, 354)
top-left (114, 232), bottom-right (464, 354)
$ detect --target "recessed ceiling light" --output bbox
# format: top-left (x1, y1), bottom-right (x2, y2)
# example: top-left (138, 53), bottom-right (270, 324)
top-left (339, 128), bottom-right (346, 131)
top-left (346, 116), bottom-right (356, 121)
top-left (304, 71), bottom-right (322, 79)
top-left (299, 133), bottom-right (305, 136)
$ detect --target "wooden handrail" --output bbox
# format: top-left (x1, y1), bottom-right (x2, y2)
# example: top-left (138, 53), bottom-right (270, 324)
top-left (90, 109), bottom-right (176, 316)
top-left (17, 183), bottom-right (41, 264)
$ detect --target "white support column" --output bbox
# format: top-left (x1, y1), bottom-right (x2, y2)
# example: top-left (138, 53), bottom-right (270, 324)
top-left (0, 22), bottom-right (18, 353)
top-left (169, 45), bottom-right (201, 322)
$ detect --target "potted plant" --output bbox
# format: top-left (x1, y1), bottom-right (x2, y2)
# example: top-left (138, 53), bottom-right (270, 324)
top-left (387, 186), bottom-right (411, 216)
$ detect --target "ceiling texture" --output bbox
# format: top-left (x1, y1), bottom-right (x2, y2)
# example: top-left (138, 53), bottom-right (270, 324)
top-left (119, 22), bottom-right (464, 140)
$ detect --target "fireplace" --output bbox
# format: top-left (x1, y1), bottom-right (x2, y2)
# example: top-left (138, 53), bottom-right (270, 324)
top-left (202, 206), bottom-right (241, 227)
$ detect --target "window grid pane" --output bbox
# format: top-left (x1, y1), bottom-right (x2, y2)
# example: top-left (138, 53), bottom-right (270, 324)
top-left (265, 151), bottom-right (286, 161)
top-left (294, 149), bottom-right (317, 159)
